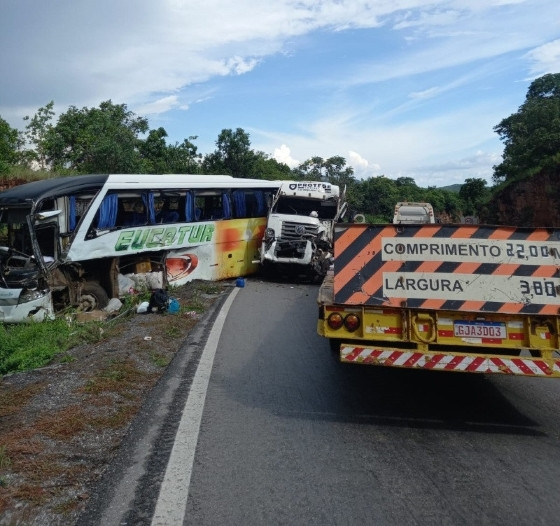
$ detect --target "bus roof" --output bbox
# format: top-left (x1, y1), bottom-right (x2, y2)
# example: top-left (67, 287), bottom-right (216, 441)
top-left (0, 174), bottom-right (281, 207)
top-left (0, 175), bottom-right (109, 206)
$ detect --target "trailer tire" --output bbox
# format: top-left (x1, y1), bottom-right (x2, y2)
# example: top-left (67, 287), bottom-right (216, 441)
top-left (78, 282), bottom-right (109, 312)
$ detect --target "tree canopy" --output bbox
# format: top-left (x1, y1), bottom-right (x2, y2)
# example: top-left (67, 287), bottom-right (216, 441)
top-left (493, 73), bottom-right (560, 183)
top-left (0, 95), bottom-right (520, 221)
top-left (0, 116), bottom-right (20, 174)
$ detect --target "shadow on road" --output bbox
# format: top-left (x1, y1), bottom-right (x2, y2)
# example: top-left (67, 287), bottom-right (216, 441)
top-left (225, 280), bottom-right (543, 437)
top-left (305, 359), bottom-right (543, 436)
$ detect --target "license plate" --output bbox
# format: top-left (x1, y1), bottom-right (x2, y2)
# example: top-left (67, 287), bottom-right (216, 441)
top-left (454, 321), bottom-right (507, 339)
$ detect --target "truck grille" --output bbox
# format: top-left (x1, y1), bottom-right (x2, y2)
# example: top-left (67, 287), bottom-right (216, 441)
top-left (281, 221), bottom-right (318, 240)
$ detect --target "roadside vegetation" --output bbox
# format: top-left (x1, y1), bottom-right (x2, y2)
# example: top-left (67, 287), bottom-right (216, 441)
top-left (0, 283), bottom-right (224, 377)
top-left (0, 290), bottom-right (151, 375)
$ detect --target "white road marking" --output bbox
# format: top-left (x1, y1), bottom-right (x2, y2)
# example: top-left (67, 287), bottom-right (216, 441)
top-left (151, 287), bottom-right (239, 526)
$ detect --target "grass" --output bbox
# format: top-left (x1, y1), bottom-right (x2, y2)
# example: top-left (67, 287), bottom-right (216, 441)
top-left (82, 357), bottom-right (155, 396)
top-left (0, 383), bottom-right (45, 417)
top-left (0, 318), bottom-right (106, 375)
top-left (0, 281), bottom-right (224, 377)
top-left (150, 352), bottom-right (171, 367)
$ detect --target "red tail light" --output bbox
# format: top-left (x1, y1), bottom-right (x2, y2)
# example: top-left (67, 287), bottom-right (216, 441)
top-left (327, 312), bottom-right (344, 330)
top-left (344, 313), bottom-right (360, 332)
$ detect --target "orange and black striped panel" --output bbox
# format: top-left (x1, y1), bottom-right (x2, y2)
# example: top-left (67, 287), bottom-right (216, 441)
top-left (333, 223), bottom-right (560, 315)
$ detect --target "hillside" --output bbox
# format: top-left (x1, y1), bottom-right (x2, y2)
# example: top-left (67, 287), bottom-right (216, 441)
top-left (481, 168), bottom-right (560, 227)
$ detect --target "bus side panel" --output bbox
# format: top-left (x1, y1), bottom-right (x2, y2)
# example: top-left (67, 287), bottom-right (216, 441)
top-left (165, 217), bottom-right (267, 285)
top-left (215, 217), bottom-right (266, 279)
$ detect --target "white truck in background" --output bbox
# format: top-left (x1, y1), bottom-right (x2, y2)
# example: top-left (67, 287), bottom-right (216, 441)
top-left (393, 202), bottom-right (435, 224)
top-left (259, 181), bottom-right (347, 280)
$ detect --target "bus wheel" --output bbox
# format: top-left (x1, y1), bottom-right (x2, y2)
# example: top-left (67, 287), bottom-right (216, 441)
top-left (79, 282), bottom-right (109, 311)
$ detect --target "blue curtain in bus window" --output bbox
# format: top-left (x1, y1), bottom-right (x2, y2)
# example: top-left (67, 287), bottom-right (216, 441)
top-left (255, 191), bottom-right (265, 216)
top-left (97, 194), bottom-right (118, 229)
top-left (185, 191), bottom-right (194, 222)
top-left (222, 192), bottom-right (232, 219)
top-left (232, 190), bottom-right (246, 218)
top-left (69, 195), bottom-right (77, 231)
top-left (143, 192), bottom-right (156, 224)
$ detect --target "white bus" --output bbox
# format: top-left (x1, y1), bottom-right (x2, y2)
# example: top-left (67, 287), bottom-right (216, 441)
top-left (0, 174), bottom-right (281, 322)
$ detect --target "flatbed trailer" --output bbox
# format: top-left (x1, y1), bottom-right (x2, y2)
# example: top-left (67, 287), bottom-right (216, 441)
top-left (317, 223), bottom-right (560, 377)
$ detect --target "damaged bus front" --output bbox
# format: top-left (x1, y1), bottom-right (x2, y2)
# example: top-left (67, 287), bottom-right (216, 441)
top-left (0, 208), bottom-right (56, 322)
top-left (0, 176), bottom-right (106, 322)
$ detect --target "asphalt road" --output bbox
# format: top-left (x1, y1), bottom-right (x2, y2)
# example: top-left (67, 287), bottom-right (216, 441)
top-left (81, 279), bottom-right (560, 525)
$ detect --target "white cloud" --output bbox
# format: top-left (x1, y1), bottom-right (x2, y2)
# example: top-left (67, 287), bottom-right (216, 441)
top-left (348, 150), bottom-right (369, 170)
top-left (136, 96), bottom-right (182, 116)
top-left (525, 39), bottom-right (560, 77)
top-left (348, 150), bottom-right (380, 179)
top-left (274, 144), bottom-right (299, 168)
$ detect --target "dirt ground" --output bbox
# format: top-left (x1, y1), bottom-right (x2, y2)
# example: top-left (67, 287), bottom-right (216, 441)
top-left (0, 279), bottom-right (231, 526)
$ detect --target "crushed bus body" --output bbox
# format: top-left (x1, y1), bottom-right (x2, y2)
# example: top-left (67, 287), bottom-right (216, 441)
top-left (317, 223), bottom-right (560, 377)
top-left (0, 174), bottom-right (281, 322)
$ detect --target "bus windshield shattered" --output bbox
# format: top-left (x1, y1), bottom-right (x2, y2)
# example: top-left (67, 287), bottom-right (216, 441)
top-left (0, 206), bottom-right (55, 322)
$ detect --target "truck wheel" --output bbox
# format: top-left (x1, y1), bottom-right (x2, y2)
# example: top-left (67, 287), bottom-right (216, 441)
top-left (78, 282), bottom-right (109, 311)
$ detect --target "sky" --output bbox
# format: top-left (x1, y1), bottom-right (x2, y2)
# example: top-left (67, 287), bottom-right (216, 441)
top-left (1, 1), bottom-right (559, 187)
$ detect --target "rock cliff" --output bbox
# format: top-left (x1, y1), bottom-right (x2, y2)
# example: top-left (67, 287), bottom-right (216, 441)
top-left (481, 168), bottom-right (560, 227)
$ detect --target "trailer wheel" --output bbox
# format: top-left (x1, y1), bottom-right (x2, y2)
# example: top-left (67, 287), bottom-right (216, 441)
top-left (78, 282), bottom-right (109, 311)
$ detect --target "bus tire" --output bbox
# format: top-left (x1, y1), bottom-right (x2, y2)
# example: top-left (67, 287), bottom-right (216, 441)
top-left (79, 282), bottom-right (109, 311)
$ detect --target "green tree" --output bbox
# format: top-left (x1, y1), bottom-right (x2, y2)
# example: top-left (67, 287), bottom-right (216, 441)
top-left (293, 156), bottom-right (327, 180)
top-left (427, 187), bottom-right (463, 221)
top-left (139, 129), bottom-right (202, 174)
top-left (0, 116), bottom-right (21, 174)
top-left (458, 178), bottom-right (489, 215)
top-left (21, 101), bottom-right (55, 169)
top-left (353, 176), bottom-right (399, 222)
top-left (202, 128), bottom-right (257, 178)
top-left (44, 100), bottom-right (148, 173)
top-left (165, 137), bottom-right (202, 174)
top-left (394, 176), bottom-right (422, 201)
top-left (139, 127), bottom-right (169, 173)
top-left (293, 156), bottom-right (356, 186)
top-left (251, 151), bottom-right (293, 180)
top-left (493, 73), bottom-right (560, 183)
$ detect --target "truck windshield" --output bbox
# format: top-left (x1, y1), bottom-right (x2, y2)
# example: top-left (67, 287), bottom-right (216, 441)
top-left (274, 197), bottom-right (338, 219)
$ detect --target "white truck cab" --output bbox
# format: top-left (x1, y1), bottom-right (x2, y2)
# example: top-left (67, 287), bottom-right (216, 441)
top-left (259, 181), bottom-right (346, 280)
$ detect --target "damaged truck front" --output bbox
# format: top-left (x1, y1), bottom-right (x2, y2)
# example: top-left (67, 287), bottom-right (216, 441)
top-left (259, 181), bottom-right (347, 280)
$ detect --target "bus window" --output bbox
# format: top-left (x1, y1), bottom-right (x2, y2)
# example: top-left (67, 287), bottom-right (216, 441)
top-left (195, 193), bottom-right (226, 221)
top-left (155, 196), bottom-right (180, 223)
top-left (35, 223), bottom-right (58, 262)
top-left (116, 196), bottom-right (148, 226)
